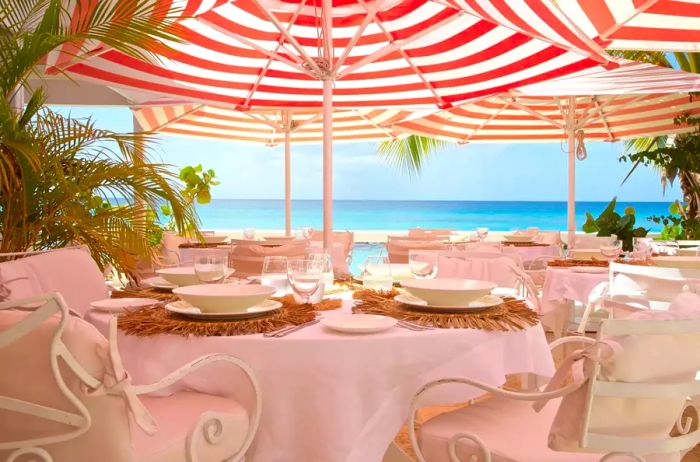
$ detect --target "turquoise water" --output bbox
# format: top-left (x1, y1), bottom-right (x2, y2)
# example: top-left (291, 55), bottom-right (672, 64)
top-left (194, 199), bottom-right (672, 232)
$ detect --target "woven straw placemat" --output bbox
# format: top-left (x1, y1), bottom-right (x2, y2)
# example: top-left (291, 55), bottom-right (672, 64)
top-left (352, 289), bottom-right (539, 332)
top-left (178, 242), bottom-right (223, 249)
top-left (547, 258), bottom-right (651, 268)
top-left (502, 242), bottom-right (551, 247)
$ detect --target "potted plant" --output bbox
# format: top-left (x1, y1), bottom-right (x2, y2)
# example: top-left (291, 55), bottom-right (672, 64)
top-left (581, 197), bottom-right (649, 251)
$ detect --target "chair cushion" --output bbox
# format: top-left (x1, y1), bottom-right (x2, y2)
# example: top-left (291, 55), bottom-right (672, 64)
top-left (134, 391), bottom-right (250, 462)
top-left (0, 259), bottom-right (43, 301)
top-left (420, 397), bottom-right (596, 462)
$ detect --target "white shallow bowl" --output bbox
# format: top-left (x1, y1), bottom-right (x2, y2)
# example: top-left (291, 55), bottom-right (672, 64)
top-left (358, 264), bottom-right (413, 282)
top-left (651, 256), bottom-right (700, 270)
top-left (400, 278), bottom-right (496, 307)
top-left (503, 234), bottom-right (534, 243)
top-left (321, 314), bottom-right (397, 334)
top-left (173, 283), bottom-right (276, 313)
top-left (202, 235), bottom-right (229, 244)
top-left (156, 267), bottom-right (234, 287)
top-left (90, 297), bottom-right (159, 313)
top-left (570, 249), bottom-right (604, 260)
top-left (395, 293), bottom-right (502, 311)
top-left (166, 299), bottom-right (281, 320)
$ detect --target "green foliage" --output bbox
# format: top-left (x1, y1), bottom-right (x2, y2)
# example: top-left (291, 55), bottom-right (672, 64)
top-left (648, 201), bottom-right (700, 240)
top-left (581, 197), bottom-right (648, 251)
top-left (179, 164), bottom-right (219, 205)
top-left (377, 135), bottom-right (447, 176)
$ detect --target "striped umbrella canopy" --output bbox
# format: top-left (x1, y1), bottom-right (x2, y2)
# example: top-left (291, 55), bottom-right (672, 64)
top-left (133, 104), bottom-right (412, 235)
top-left (53, 0), bottom-right (617, 245)
top-left (393, 60), bottom-right (700, 242)
top-left (554, 0), bottom-right (700, 52)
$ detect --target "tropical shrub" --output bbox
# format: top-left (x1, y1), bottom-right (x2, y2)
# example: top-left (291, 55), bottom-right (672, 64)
top-left (581, 197), bottom-right (648, 251)
top-left (647, 201), bottom-right (700, 240)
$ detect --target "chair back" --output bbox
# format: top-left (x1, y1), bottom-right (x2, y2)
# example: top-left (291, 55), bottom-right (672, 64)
top-left (548, 292), bottom-right (700, 456)
top-left (407, 228), bottom-right (455, 240)
top-left (0, 248), bottom-right (108, 317)
top-left (309, 231), bottom-right (354, 275)
top-left (535, 230), bottom-right (563, 246)
top-left (434, 252), bottom-right (525, 289)
top-left (573, 234), bottom-right (616, 249)
top-left (609, 262), bottom-right (700, 309)
top-left (386, 240), bottom-right (450, 264)
top-left (229, 242), bottom-right (308, 278)
top-left (0, 293), bottom-right (133, 461)
top-left (453, 241), bottom-right (502, 253)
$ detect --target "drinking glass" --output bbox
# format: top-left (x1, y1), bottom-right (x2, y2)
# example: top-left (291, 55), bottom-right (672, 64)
top-left (243, 227), bottom-right (256, 240)
top-left (302, 227), bottom-right (313, 239)
top-left (633, 237), bottom-right (652, 258)
top-left (362, 256), bottom-right (393, 291)
top-left (261, 256), bottom-right (289, 296)
top-left (194, 255), bottom-right (228, 284)
top-left (468, 232), bottom-right (480, 243)
top-left (307, 249), bottom-right (334, 287)
top-left (476, 227), bottom-right (489, 241)
top-left (600, 240), bottom-right (623, 261)
top-left (294, 229), bottom-right (306, 240)
top-left (409, 250), bottom-right (438, 279)
top-left (287, 259), bottom-right (323, 303)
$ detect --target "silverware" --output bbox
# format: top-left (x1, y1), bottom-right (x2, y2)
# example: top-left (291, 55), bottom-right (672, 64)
top-left (397, 320), bottom-right (434, 331)
top-left (264, 319), bottom-right (320, 338)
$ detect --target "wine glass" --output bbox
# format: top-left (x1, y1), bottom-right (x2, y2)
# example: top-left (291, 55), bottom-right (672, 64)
top-left (468, 232), bottom-right (480, 243)
top-left (633, 237), bottom-right (652, 259)
top-left (194, 255), bottom-right (228, 284)
top-left (600, 240), bottom-right (623, 262)
top-left (243, 227), bottom-right (256, 240)
top-left (261, 256), bottom-right (289, 296)
top-left (302, 227), bottom-right (313, 239)
top-left (409, 250), bottom-right (438, 279)
top-left (287, 259), bottom-right (323, 303)
top-left (307, 249), bottom-right (334, 287)
top-left (362, 256), bottom-right (393, 291)
top-left (476, 227), bottom-right (489, 241)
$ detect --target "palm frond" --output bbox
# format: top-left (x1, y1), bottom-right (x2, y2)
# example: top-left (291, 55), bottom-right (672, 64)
top-left (377, 135), bottom-right (447, 176)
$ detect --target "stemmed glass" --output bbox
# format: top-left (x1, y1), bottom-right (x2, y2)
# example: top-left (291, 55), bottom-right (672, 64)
top-left (476, 227), bottom-right (489, 241)
top-left (194, 256), bottom-right (228, 284)
top-left (287, 259), bottom-right (323, 303)
top-left (409, 250), bottom-right (438, 279)
top-left (600, 239), bottom-right (623, 262)
top-left (307, 249), bottom-right (334, 287)
top-left (261, 256), bottom-right (289, 296)
top-left (243, 228), bottom-right (256, 240)
top-left (362, 256), bottom-right (393, 291)
top-left (302, 227), bottom-right (313, 239)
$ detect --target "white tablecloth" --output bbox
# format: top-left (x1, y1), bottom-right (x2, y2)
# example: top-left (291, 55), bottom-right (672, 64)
top-left (541, 267), bottom-right (608, 335)
top-left (87, 297), bottom-right (553, 462)
top-left (503, 244), bottom-right (561, 263)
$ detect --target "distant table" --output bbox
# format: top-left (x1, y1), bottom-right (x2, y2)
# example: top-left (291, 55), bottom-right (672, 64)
top-left (178, 245), bottom-right (230, 265)
top-left (88, 296), bottom-right (553, 462)
top-left (502, 243), bottom-right (561, 263)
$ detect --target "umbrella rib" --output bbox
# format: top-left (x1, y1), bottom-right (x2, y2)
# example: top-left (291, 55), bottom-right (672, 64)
top-left (591, 96), bottom-right (615, 141)
top-left (242, 0), bottom-right (310, 107)
top-left (248, 0), bottom-right (323, 76)
top-left (353, 110), bottom-right (397, 139)
top-left (497, 96), bottom-right (563, 128)
top-left (291, 112), bottom-right (323, 132)
top-left (597, 0), bottom-right (661, 41)
top-left (460, 100), bottom-right (510, 143)
top-left (139, 104), bottom-right (206, 132)
top-left (351, 0), bottom-right (452, 108)
top-left (333, 0), bottom-right (387, 75)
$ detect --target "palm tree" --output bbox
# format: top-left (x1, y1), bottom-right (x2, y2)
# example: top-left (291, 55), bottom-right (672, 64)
top-left (0, 0), bottom-right (200, 277)
top-left (377, 135), bottom-right (448, 176)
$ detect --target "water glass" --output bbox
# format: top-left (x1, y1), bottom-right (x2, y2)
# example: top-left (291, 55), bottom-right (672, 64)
top-left (287, 259), bottom-right (323, 303)
top-left (409, 251), bottom-right (438, 279)
top-left (302, 227), bottom-right (314, 239)
top-left (476, 227), bottom-right (489, 241)
top-left (362, 256), bottom-right (393, 292)
top-left (600, 240), bottom-right (623, 261)
top-left (243, 227), bottom-right (256, 240)
top-left (468, 232), bottom-right (480, 243)
top-left (261, 256), bottom-right (289, 297)
top-left (294, 229), bottom-right (306, 240)
top-left (194, 255), bottom-right (228, 284)
top-left (307, 249), bottom-right (334, 287)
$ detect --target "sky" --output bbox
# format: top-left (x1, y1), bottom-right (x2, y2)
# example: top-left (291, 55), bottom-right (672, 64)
top-left (54, 106), bottom-right (682, 203)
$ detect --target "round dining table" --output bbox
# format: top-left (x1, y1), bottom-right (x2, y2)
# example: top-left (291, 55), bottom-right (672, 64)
top-left (86, 293), bottom-right (554, 462)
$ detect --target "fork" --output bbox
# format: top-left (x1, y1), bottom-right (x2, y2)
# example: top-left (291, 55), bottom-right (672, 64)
top-left (397, 320), bottom-right (434, 331)
top-left (264, 319), bottom-right (320, 338)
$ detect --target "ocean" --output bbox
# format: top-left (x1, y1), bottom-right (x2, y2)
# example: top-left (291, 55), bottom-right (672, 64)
top-left (193, 199), bottom-right (674, 232)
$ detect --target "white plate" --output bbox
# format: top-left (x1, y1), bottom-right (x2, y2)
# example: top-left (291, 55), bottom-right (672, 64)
top-left (90, 297), bottom-right (159, 313)
top-left (568, 266), bottom-right (608, 274)
top-left (142, 276), bottom-right (178, 290)
top-left (394, 293), bottom-right (503, 312)
top-left (321, 314), bottom-right (397, 334)
top-left (165, 299), bottom-right (282, 320)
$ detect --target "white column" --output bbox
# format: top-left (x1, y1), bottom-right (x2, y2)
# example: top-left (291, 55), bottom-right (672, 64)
top-left (284, 129), bottom-right (292, 236)
top-left (322, 78), bottom-right (333, 249)
top-left (566, 96), bottom-right (576, 249)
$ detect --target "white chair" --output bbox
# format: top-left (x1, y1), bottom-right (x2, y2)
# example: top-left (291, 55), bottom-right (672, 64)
top-left (408, 228), bottom-right (456, 240)
top-left (309, 230), bottom-right (354, 276)
top-left (410, 292), bottom-right (700, 462)
top-left (536, 231), bottom-right (563, 246)
top-left (453, 242), bottom-right (503, 253)
top-left (577, 262), bottom-right (700, 333)
top-left (0, 292), bottom-right (261, 462)
top-left (0, 247), bottom-right (108, 318)
top-left (573, 234), bottom-right (616, 249)
top-left (229, 241), bottom-right (308, 278)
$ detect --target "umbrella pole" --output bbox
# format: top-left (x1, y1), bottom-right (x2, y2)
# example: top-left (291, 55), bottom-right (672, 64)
top-left (322, 78), bottom-right (333, 249)
top-left (284, 129), bottom-right (291, 236)
top-left (566, 96), bottom-right (576, 249)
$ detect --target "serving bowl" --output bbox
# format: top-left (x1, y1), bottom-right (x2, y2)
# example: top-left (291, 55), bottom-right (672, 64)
top-left (173, 283), bottom-right (276, 313)
top-left (156, 267), bottom-right (234, 287)
top-left (400, 278), bottom-right (496, 307)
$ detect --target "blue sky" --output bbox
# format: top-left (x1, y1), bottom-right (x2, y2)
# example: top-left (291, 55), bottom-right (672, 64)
top-left (55, 106), bottom-right (681, 203)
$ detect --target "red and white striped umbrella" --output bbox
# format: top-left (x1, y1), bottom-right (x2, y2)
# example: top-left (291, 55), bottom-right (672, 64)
top-left (55, 0), bottom-right (619, 245)
top-left (555, 0), bottom-right (700, 52)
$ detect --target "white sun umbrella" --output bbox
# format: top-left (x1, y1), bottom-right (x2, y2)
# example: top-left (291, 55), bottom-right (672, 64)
top-left (393, 60), bottom-right (700, 245)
